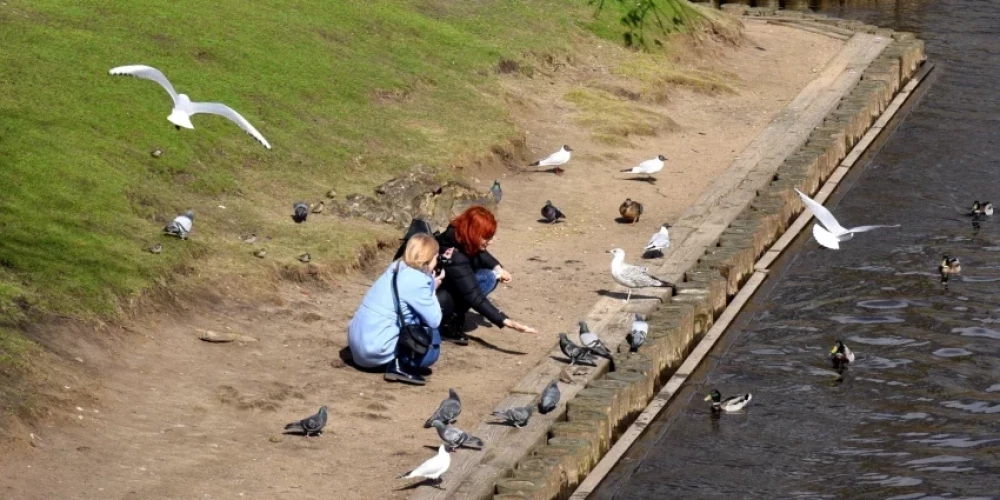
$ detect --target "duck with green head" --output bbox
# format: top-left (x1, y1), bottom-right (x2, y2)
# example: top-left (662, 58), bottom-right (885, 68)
top-left (704, 389), bottom-right (752, 413)
top-left (830, 340), bottom-right (855, 370)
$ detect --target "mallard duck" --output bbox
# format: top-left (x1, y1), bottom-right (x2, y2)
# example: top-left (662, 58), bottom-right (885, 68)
top-left (830, 340), bottom-right (855, 369)
top-left (619, 198), bottom-right (644, 225)
top-left (541, 200), bottom-right (566, 224)
top-left (704, 389), bottom-right (752, 413)
top-left (311, 201), bottom-right (325, 214)
top-left (983, 202), bottom-right (994, 216)
top-left (940, 255), bottom-right (961, 286)
top-left (967, 200), bottom-right (981, 216)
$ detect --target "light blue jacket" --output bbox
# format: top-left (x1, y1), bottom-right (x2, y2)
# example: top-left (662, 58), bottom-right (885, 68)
top-left (348, 261), bottom-right (442, 368)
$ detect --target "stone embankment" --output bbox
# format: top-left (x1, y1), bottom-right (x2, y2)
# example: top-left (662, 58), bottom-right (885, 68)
top-left (410, 9), bottom-right (926, 500)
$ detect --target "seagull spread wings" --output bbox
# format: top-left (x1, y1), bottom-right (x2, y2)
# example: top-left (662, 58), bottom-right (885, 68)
top-left (109, 65), bottom-right (178, 100)
top-left (795, 188), bottom-right (899, 249)
top-left (189, 102), bottom-right (271, 149)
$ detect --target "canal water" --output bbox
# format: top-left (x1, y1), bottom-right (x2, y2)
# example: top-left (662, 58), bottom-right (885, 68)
top-left (591, 1), bottom-right (1000, 499)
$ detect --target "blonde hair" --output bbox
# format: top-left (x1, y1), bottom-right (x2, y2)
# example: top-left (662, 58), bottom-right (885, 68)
top-left (403, 233), bottom-right (439, 272)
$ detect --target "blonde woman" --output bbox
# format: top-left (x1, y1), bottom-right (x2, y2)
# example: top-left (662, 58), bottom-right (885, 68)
top-left (348, 233), bottom-right (445, 385)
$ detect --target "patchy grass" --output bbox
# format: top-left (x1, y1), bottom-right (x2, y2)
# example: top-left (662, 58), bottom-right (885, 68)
top-left (564, 87), bottom-right (679, 146)
top-left (615, 55), bottom-right (740, 103)
top-left (0, 327), bottom-right (43, 428)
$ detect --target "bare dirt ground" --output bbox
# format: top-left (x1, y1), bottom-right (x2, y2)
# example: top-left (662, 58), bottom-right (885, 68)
top-left (0, 23), bottom-right (841, 500)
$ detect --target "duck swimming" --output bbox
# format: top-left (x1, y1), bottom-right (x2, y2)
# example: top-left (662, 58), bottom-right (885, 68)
top-left (704, 389), bottom-right (752, 413)
top-left (940, 255), bottom-right (961, 287)
top-left (830, 340), bottom-right (855, 370)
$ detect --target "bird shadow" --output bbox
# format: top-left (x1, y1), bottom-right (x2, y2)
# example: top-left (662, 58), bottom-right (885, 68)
top-left (486, 420), bottom-right (517, 428)
top-left (537, 218), bottom-right (564, 224)
top-left (529, 167), bottom-right (564, 175)
top-left (641, 250), bottom-right (665, 259)
top-left (621, 177), bottom-right (657, 183)
top-left (282, 430), bottom-right (322, 437)
top-left (614, 217), bottom-right (639, 225)
top-left (467, 334), bottom-right (527, 355)
top-left (396, 479), bottom-right (445, 491)
top-left (549, 355), bottom-right (596, 367)
top-left (596, 289), bottom-right (661, 301)
top-left (337, 347), bottom-right (386, 374)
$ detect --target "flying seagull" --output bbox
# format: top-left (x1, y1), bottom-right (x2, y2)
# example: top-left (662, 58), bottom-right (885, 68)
top-left (541, 200), bottom-right (566, 224)
top-left (795, 188), bottom-right (899, 250)
top-left (163, 209), bottom-right (194, 240)
top-left (283, 405), bottom-right (328, 437)
top-left (424, 388), bottom-right (462, 428)
top-left (529, 145), bottom-right (572, 175)
top-left (621, 155), bottom-right (666, 180)
top-left (643, 223), bottom-right (671, 258)
top-left (608, 248), bottom-right (673, 302)
top-left (109, 65), bottom-right (271, 149)
top-left (397, 445), bottom-right (450, 486)
top-left (627, 313), bottom-right (648, 352)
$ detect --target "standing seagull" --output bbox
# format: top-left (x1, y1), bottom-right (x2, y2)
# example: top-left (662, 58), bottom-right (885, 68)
top-left (608, 248), bottom-right (673, 302)
top-left (627, 313), bottom-right (648, 352)
top-left (424, 388), bottom-right (462, 428)
top-left (541, 200), bottom-right (566, 224)
top-left (397, 445), bottom-right (451, 486)
top-left (621, 155), bottom-right (666, 180)
top-left (529, 145), bottom-right (572, 175)
top-left (491, 180), bottom-right (503, 204)
top-left (642, 223), bottom-right (671, 258)
top-left (163, 209), bottom-right (195, 240)
top-left (795, 188), bottom-right (899, 250)
top-left (538, 379), bottom-right (561, 414)
top-left (283, 405), bottom-right (328, 437)
top-left (109, 65), bottom-right (271, 149)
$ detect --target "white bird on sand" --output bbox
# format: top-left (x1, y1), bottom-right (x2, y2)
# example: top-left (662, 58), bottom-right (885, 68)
top-left (109, 65), bottom-right (271, 150)
top-left (608, 248), bottom-right (673, 302)
top-left (163, 209), bottom-right (194, 240)
top-left (529, 145), bottom-right (572, 175)
top-left (643, 223), bottom-right (671, 258)
top-left (397, 445), bottom-right (450, 485)
top-left (621, 155), bottom-right (666, 179)
top-left (795, 188), bottom-right (899, 250)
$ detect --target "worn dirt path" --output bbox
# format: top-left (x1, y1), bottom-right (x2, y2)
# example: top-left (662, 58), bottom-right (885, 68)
top-left (0, 23), bottom-right (840, 500)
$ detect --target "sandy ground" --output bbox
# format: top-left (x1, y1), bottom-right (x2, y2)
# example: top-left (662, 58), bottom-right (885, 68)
top-left (0, 23), bottom-right (841, 500)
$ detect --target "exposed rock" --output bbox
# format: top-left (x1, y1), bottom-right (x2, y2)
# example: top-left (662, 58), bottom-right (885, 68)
top-left (196, 329), bottom-right (259, 343)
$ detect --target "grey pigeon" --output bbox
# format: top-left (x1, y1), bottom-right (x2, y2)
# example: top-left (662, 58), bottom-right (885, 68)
top-left (284, 405), bottom-right (328, 437)
top-left (292, 201), bottom-right (309, 223)
top-left (541, 200), bottom-right (566, 224)
top-left (491, 180), bottom-right (502, 203)
top-left (431, 420), bottom-right (484, 452)
top-left (424, 388), bottom-right (462, 428)
top-left (491, 406), bottom-right (532, 428)
top-left (538, 379), bottom-right (561, 414)
top-left (163, 209), bottom-right (194, 240)
top-left (578, 321), bottom-right (614, 370)
top-left (558, 333), bottom-right (596, 367)
top-left (627, 313), bottom-right (648, 353)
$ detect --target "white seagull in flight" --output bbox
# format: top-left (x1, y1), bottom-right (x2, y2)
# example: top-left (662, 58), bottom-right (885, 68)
top-left (109, 65), bottom-right (271, 150)
top-left (795, 188), bottom-right (899, 250)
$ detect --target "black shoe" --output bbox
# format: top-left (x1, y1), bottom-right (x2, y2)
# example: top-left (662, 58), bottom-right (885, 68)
top-left (384, 359), bottom-right (426, 385)
top-left (441, 314), bottom-right (469, 346)
top-left (441, 330), bottom-right (469, 346)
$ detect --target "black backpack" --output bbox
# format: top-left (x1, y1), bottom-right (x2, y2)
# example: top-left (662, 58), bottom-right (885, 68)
top-left (392, 219), bottom-right (435, 261)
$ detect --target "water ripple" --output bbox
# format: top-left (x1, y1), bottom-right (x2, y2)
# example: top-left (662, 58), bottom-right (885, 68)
top-left (952, 326), bottom-right (1000, 339)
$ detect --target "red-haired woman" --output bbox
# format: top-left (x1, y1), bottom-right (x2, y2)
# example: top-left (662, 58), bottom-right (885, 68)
top-left (435, 206), bottom-right (537, 344)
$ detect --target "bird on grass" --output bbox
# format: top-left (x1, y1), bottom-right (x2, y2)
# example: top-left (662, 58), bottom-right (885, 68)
top-left (398, 445), bottom-right (450, 486)
top-left (298, 253), bottom-right (311, 263)
top-left (578, 321), bottom-right (614, 369)
top-left (491, 180), bottom-right (502, 203)
top-left (621, 154), bottom-right (666, 180)
top-left (538, 379), bottom-right (561, 414)
top-left (148, 244), bottom-right (162, 254)
top-left (643, 223), bottom-right (671, 258)
top-left (108, 65), bottom-right (271, 149)
top-left (619, 199), bottom-right (644, 225)
top-left (795, 188), bottom-right (899, 250)
top-left (424, 388), bottom-right (462, 428)
top-left (292, 202), bottom-right (310, 223)
top-left (491, 406), bottom-right (533, 428)
top-left (529, 145), bottom-right (572, 175)
top-left (163, 209), bottom-right (194, 240)
top-left (608, 248), bottom-right (673, 303)
top-left (541, 200), bottom-right (566, 224)
top-left (940, 255), bottom-right (961, 287)
top-left (627, 313), bottom-right (648, 353)
top-left (326, 189), bottom-right (337, 199)
top-left (431, 421), bottom-right (484, 452)
top-left (241, 233), bottom-right (258, 244)
top-left (311, 201), bottom-right (325, 214)
top-left (830, 340), bottom-right (855, 370)
top-left (558, 333), bottom-right (596, 367)
top-left (704, 390), bottom-right (752, 413)
top-left (151, 148), bottom-right (163, 158)
top-left (254, 248), bottom-right (267, 259)
top-left (284, 406), bottom-right (328, 437)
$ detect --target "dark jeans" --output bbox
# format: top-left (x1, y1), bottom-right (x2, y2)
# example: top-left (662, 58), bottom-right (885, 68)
top-left (436, 269), bottom-right (499, 329)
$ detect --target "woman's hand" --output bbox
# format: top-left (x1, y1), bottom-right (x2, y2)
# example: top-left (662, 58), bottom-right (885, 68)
top-left (494, 266), bottom-right (512, 283)
top-left (434, 269), bottom-right (446, 289)
top-left (503, 318), bottom-right (537, 334)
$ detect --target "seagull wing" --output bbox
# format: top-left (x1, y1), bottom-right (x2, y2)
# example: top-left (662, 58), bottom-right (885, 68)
top-left (189, 102), bottom-right (271, 149)
top-left (846, 224), bottom-right (901, 233)
top-left (795, 188), bottom-right (847, 235)
top-left (109, 65), bottom-right (179, 103)
top-left (812, 223), bottom-right (841, 249)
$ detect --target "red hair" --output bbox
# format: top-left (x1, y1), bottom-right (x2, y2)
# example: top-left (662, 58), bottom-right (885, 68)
top-left (450, 206), bottom-right (497, 256)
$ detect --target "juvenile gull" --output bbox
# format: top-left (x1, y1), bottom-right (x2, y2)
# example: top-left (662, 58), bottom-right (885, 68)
top-left (620, 154), bottom-right (666, 180)
top-left (284, 405), bottom-right (328, 437)
top-left (627, 313), bottom-right (648, 352)
top-left (529, 145), bottom-right (572, 175)
top-left (424, 388), bottom-right (461, 428)
top-left (538, 379), bottom-right (561, 414)
top-left (109, 65), bottom-right (271, 149)
top-left (608, 248), bottom-right (673, 302)
top-left (163, 209), bottom-right (194, 240)
top-left (795, 188), bottom-right (900, 250)
top-left (397, 445), bottom-right (450, 485)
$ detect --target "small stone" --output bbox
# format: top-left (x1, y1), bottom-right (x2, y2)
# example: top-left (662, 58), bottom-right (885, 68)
top-left (268, 435), bottom-right (283, 443)
top-left (196, 329), bottom-right (258, 343)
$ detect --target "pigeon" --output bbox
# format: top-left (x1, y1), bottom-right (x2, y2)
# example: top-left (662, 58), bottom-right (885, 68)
top-left (704, 390), bottom-right (752, 413)
top-left (109, 65), bottom-right (271, 149)
top-left (541, 200), bottom-right (566, 224)
top-left (529, 145), bottom-right (572, 175)
top-left (298, 253), bottom-right (311, 263)
top-left (292, 202), bottom-right (309, 223)
top-left (619, 199), bottom-right (644, 225)
top-left (795, 188), bottom-right (900, 250)
top-left (940, 255), bottom-right (961, 287)
top-left (608, 248), bottom-right (673, 302)
top-left (627, 313), bottom-right (648, 352)
top-left (643, 223), bottom-right (671, 258)
top-left (148, 244), bottom-right (162, 254)
top-left (491, 180), bottom-right (502, 203)
top-left (578, 321), bottom-right (614, 369)
top-left (830, 340), bottom-right (855, 370)
top-left (431, 420), bottom-right (484, 452)
top-left (424, 388), bottom-right (462, 428)
top-left (491, 406), bottom-right (533, 428)
top-left (398, 445), bottom-right (451, 485)
top-left (284, 405), bottom-right (328, 436)
top-left (538, 379), bottom-right (561, 414)
top-left (558, 333), bottom-right (596, 367)
top-left (163, 209), bottom-right (194, 240)
top-left (621, 154), bottom-right (666, 180)
top-left (254, 248), bottom-right (267, 258)
top-left (311, 201), bottom-right (325, 214)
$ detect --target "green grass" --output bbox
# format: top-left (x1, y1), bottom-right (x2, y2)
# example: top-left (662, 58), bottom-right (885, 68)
top-left (564, 87), bottom-right (679, 145)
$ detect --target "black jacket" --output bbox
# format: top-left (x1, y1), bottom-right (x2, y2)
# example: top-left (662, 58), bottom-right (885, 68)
top-left (435, 226), bottom-right (507, 327)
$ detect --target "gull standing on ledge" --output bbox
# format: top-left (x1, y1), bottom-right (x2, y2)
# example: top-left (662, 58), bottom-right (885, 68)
top-left (795, 188), bottom-right (899, 250)
top-left (109, 65), bottom-right (272, 149)
top-left (643, 223), bottom-right (671, 258)
top-left (621, 155), bottom-right (666, 180)
top-left (397, 445), bottom-right (451, 486)
top-left (608, 248), bottom-right (673, 302)
top-left (529, 145), bottom-right (572, 175)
